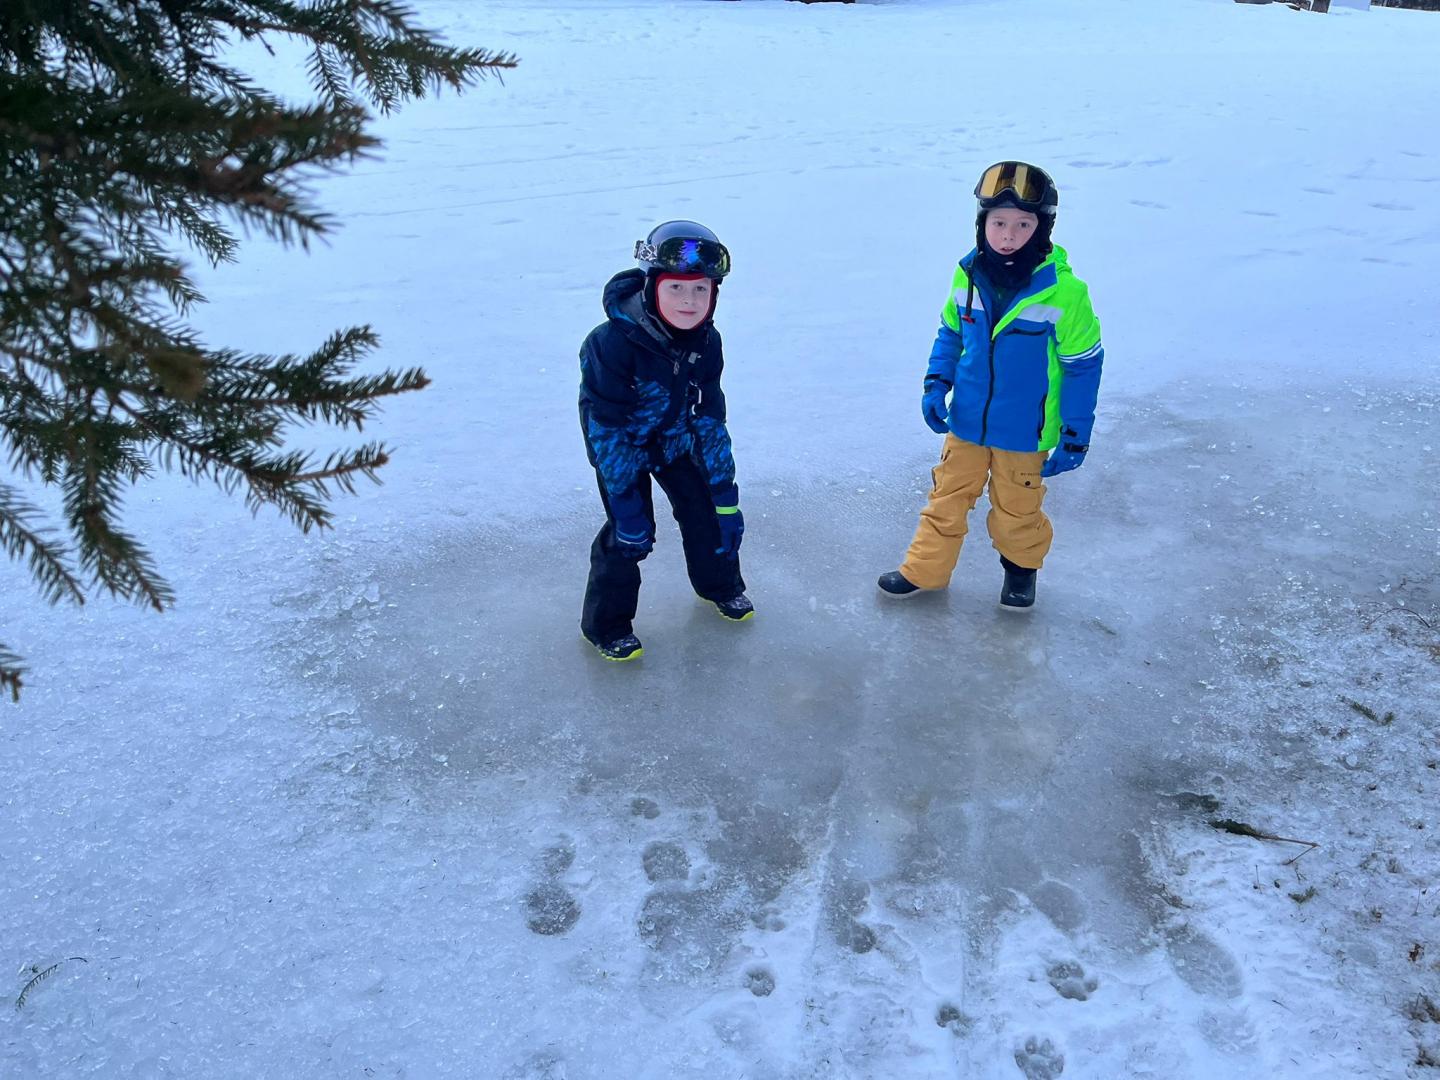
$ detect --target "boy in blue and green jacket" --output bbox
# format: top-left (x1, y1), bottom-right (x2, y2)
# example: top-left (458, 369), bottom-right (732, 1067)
top-left (878, 161), bottom-right (1105, 611)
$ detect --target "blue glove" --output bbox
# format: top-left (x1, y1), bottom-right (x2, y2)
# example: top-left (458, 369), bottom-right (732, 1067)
top-left (609, 488), bottom-right (653, 559)
top-left (922, 378), bottom-right (950, 434)
top-left (712, 482), bottom-right (743, 558)
top-left (716, 507), bottom-right (744, 558)
top-left (1041, 428), bottom-right (1089, 478)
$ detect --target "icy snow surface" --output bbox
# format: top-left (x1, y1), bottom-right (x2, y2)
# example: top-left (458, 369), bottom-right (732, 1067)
top-left (4, 0), bottom-right (1439, 1077)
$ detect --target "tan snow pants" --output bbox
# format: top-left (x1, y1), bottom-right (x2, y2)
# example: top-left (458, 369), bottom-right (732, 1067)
top-left (899, 434), bottom-right (1053, 589)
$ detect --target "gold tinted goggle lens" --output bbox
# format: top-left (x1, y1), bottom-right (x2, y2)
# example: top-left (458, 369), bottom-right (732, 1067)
top-left (975, 161), bottom-right (1050, 204)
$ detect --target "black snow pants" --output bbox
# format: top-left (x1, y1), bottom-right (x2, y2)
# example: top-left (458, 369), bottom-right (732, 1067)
top-left (581, 454), bottom-right (746, 645)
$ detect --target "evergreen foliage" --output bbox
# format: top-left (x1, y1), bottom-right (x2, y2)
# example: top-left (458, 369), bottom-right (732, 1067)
top-left (1, 1), bottom-right (517, 700)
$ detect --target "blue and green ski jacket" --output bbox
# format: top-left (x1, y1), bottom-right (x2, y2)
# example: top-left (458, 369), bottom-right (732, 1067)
top-left (924, 244), bottom-right (1104, 453)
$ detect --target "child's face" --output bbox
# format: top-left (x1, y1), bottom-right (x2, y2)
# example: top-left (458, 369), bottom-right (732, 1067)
top-left (655, 274), bottom-right (714, 331)
top-left (984, 208), bottom-right (1041, 256)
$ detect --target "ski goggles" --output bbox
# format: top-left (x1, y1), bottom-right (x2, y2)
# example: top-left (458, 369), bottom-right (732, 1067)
top-left (635, 235), bottom-right (731, 279)
top-left (974, 161), bottom-right (1056, 212)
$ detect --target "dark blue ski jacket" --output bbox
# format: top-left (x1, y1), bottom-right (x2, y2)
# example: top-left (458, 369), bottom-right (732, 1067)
top-left (578, 269), bottom-right (736, 502)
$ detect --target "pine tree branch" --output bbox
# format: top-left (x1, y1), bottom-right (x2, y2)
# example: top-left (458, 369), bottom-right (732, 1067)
top-left (0, 645), bottom-right (23, 703)
top-left (197, 370), bottom-right (430, 425)
top-left (102, 393), bottom-right (398, 534)
top-left (0, 0), bottom-right (508, 698)
top-left (62, 462), bottom-right (174, 612)
top-left (0, 483), bottom-right (86, 607)
top-left (219, 0), bottom-right (518, 113)
top-left (273, 442), bottom-right (390, 490)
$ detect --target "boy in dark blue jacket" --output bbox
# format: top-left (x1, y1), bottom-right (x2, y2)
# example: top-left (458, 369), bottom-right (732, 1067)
top-left (578, 221), bottom-right (751, 661)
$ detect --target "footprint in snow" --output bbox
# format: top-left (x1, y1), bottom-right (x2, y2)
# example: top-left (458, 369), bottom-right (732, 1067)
top-left (524, 835), bottom-right (581, 937)
top-left (1046, 960), bottom-right (1099, 1001)
top-left (630, 796), bottom-right (660, 819)
top-left (827, 878), bottom-right (879, 955)
top-left (537, 836), bottom-right (575, 877)
top-left (744, 967), bottom-right (776, 997)
top-left (935, 1002), bottom-right (975, 1035)
top-left (1014, 1035), bottom-right (1065, 1079)
top-left (502, 1051), bottom-right (567, 1080)
top-left (1164, 924), bottom-right (1243, 999)
top-left (642, 840), bottom-right (690, 883)
top-left (636, 883), bottom-right (746, 973)
top-left (524, 882), bottom-right (581, 937)
top-left (834, 918), bottom-right (877, 955)
top-left (1028, 880), bottom-right (1087, 932)
top-left (633, 805), bottom-right (748, 978)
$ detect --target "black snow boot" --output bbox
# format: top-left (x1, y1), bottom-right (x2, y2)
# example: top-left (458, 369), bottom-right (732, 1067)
top-left (713, 593), bottom-right (755, 622)
top-left (585, 632), bottom-right (644, 662)
top-left (877, 570), bottom-right (925, 598)
top-left (999, 556), bottom-right (1037, 612)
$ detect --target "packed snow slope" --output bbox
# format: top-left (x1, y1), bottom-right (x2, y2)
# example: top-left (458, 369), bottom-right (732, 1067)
top-left (4, 1), bottom-right (1438, 1077)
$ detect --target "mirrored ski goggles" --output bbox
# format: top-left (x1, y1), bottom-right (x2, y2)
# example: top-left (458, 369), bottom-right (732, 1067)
top-left (974, 161), bottom-right (1055, 209)
top-left (634, 236), bottom-right (731, 279)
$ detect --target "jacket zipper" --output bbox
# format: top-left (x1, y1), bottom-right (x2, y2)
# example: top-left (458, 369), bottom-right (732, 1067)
top-left (980, 334), bottom-right (997, 444)
top-left (977, 288), bottom-right (1050, 445)
top-left (983, 323), bottom-right (1051, 444)
top-left (657, 349), bottom-right (700, 433)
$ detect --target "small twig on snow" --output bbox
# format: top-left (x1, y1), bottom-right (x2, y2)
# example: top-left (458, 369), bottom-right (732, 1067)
top-left (1360, 603), bottom-right (1434, 632)
top-left (1208, 818), bottom-right (1319, 866)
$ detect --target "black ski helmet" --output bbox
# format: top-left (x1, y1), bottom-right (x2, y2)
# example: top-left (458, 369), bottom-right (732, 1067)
top-left (634, 220), bottom-right (732, 281)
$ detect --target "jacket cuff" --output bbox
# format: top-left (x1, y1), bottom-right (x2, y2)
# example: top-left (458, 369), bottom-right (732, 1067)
top-left (609, 486), bottom-right (646, 519)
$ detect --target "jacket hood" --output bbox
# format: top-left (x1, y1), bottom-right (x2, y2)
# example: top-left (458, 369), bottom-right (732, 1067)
top-left (601, 268), bottom-right (672, 348)
top-left (602, 267), bottom-right (717, 351)
top-left (602, 268), bottom-right (644, 318)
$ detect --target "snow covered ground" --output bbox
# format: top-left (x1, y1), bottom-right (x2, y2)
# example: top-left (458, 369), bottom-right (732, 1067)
top-left (4, 0), bottom-right (1439, 1076)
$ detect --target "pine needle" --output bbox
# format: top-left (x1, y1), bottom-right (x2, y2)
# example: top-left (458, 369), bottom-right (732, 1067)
top-left (14, 957), bottom-right (87, 1010)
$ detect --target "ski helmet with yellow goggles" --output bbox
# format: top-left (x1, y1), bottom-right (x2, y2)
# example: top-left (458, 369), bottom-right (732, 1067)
top-left (974, 161), bottom-right (1059, 217)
